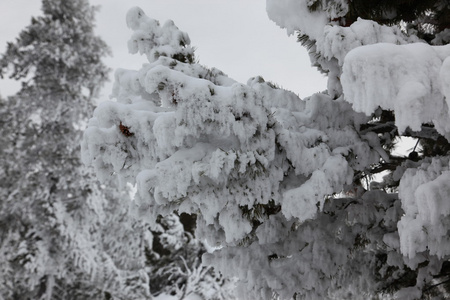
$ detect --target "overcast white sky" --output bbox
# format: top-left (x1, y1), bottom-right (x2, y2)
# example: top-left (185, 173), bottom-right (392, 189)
top-left (0, 0), bottom-right (327, 99)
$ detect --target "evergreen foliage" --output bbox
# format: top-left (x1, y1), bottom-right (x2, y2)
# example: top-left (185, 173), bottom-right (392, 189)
top-left (0, 1), bottom-right (150, 299)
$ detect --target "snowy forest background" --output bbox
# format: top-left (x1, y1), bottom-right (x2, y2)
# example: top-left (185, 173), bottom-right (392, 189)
top-left (1, 0), bottom-right (450, 300)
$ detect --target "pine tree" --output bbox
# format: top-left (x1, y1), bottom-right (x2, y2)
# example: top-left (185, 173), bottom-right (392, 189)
top-left (82, 3), bottom-right (450, 300)
top-left (0, 1), bottom-right (150, 299)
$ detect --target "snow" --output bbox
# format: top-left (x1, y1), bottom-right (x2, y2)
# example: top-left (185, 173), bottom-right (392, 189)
top-left (126, 7), bottom-right (193, 64)
top-left (282, 154), bottom-right (353, 221)
top-left (441, 56), bottom-right (450, 106)
top-left (342, 43), bottom-right (450, 135)
top-left (266, 0), bottom-right (328, 38)
top-left (319, 19), bottom-right (419, 65)
top-left (398, 157), bottom-right (450, 261)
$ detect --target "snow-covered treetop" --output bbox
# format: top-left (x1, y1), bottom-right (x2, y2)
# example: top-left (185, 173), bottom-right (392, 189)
top-left (126, 6), bottom-right (194, 64)
top-left (0, 0), bottom-right (109, 102)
